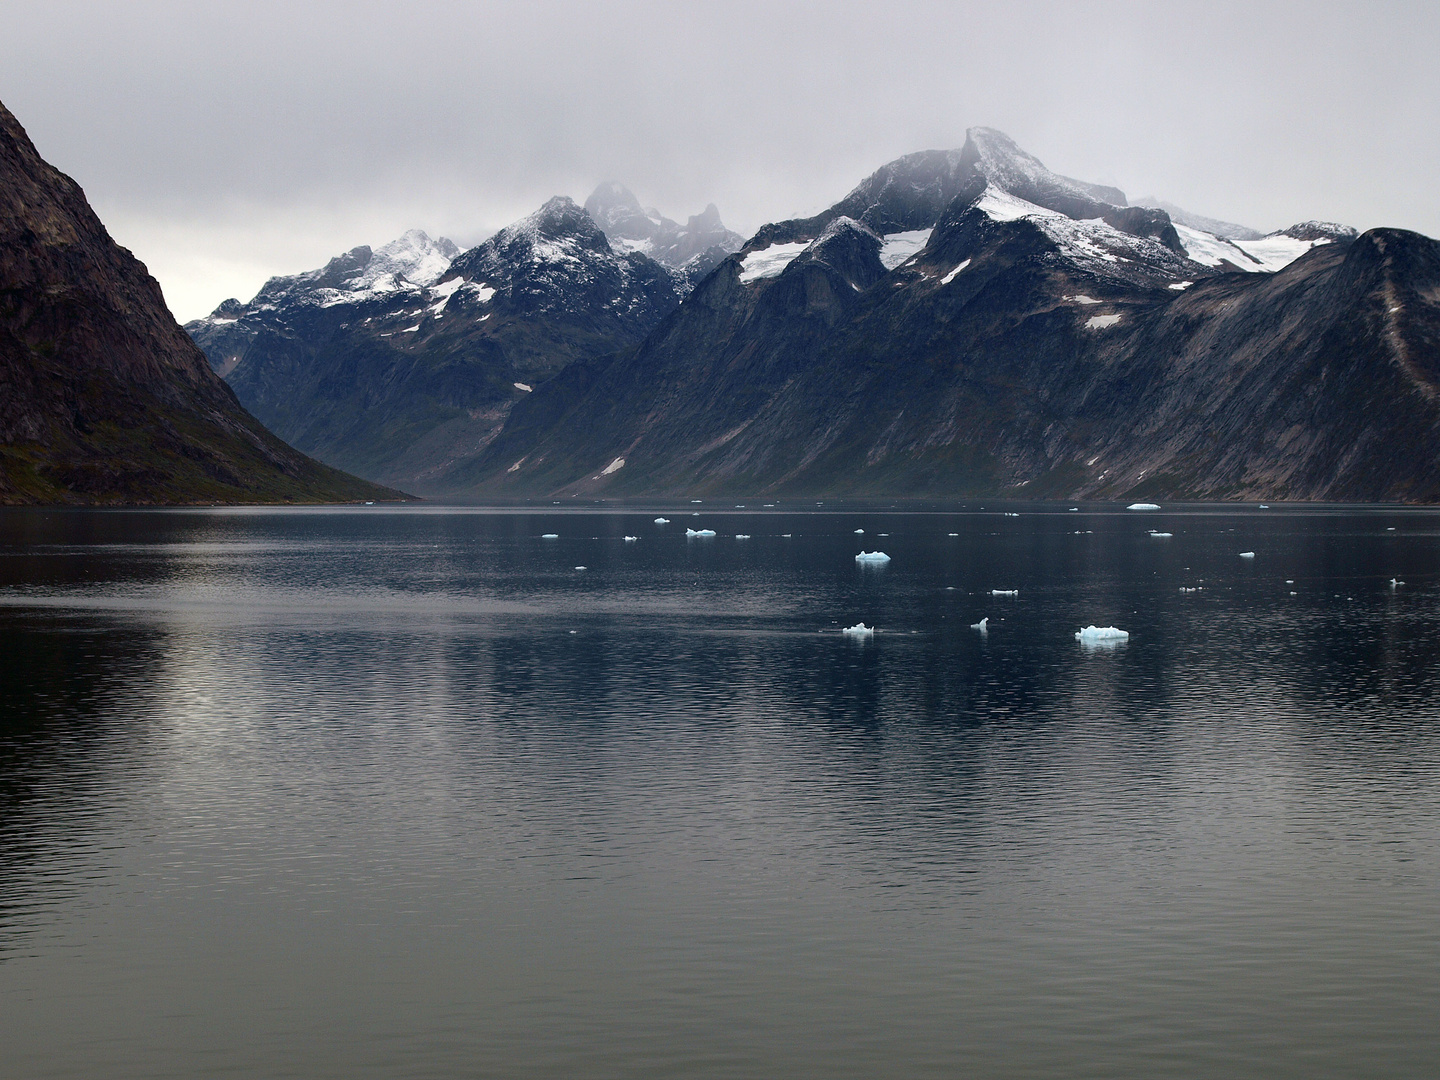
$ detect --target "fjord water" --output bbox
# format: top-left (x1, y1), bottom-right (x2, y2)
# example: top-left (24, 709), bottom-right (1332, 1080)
top-left (1, 505), bottom-right (1438, 1079)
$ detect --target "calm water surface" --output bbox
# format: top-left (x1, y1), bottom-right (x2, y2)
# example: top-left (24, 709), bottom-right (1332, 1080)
top-left (0, 503), bottom-right (1437, 1078)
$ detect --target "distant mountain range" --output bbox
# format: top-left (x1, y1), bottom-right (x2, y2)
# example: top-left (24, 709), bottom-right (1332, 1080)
top-left (185, 128), bottom-right (1440, 503)
top-left (0, 98), bottom-right (397, 505)
top-left (186, 186), bottom-right (744, 489)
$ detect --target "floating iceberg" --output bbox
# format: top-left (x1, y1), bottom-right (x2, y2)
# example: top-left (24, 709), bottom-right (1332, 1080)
top-left (1391, 578), bottom-right (1404, 587)
top-left (541, 533), bottom-right (559, 539)
top-left (654, 517), bottom-right (670, 524)
top-left (686, 528), bottom-right (717, 537)
top-left (971, 617), bottom-right (988, 631)
top-left (574, 566), bottom-right (587, 571)
top-left (1003, 512), bottom-right (1019, 517)
top-left (735, 534), bottom-right (750, 540)
top-left (991, 589), bottom-right (1018, 596)
top-left (855, 551), bottom-right (891, 563)
top-left (854, 528), bottom-right (865, 534)
top-left (948, 532), bottom-right (959, 537)
top-left (842, 622), bottom-right (874, 637)
top-left (1258, 504), bottom-right (1270, 509)
top-left (624, 536), bottom-right (638, 542)
top-left (1149, 531), bottom-right (1173, 538)
top-left (1239, 551), bottom-right (1256, 559)
top-left (1127, 503), bottom-right (1161, 510)
top-left (782, 533), bottom-right (793, 538)
top-left (1075, 625), bottom-right (1129, 642)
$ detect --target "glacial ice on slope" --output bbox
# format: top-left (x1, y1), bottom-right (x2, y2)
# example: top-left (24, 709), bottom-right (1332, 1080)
top-left (878, 229), bottom-right (932, 270)
top-left (737, 242), bottom-right (810, 284)
top-left (855, 551), bottom-right (891, 563)
top-left (1127, 503), bottom-right (1161, 510)
top-left (1075, 625), bottom-right (1129, 642)
top-left (842, 622), bottom-right (875, 637)
top-left (686, 528), bottom-right (716, 537)
top-left (1085, 314), bottom-right (1122, 330)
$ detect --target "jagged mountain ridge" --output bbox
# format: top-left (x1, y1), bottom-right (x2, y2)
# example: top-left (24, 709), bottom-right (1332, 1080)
top-left (0, 98), bottom-right (396, 505)
top-left (188, 196), bottom-right (695, 489)
top-left (583, 181), bottom-right (744, 277)
top-left (448, 128), bottom-right (1440, 503)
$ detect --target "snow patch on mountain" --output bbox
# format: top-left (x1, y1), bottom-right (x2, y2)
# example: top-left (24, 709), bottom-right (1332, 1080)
top-left (739, 242), bottom-right (811, 283)
top-left (879, 229), bottom-right (932, 269)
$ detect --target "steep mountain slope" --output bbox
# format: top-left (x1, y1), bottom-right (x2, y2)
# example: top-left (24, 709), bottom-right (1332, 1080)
top-left (453, 129), bottom-right (1440, 503)
top-left (188, 197), bottom-right (685, 490)
top-left (0, 99), bottom-right (396, 505)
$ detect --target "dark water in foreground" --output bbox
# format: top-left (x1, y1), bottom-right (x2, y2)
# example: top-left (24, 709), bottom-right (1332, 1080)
top-left (0, 503), bottom-right (1437, 1079)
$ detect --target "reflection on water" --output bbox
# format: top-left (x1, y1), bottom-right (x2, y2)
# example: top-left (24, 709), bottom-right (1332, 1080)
top-left (1, 504), bottom-right (1438, 1079)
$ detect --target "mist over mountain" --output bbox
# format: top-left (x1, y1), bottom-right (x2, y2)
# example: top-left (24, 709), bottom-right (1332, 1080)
top-left (447, 128), bottom-right (1440, 503)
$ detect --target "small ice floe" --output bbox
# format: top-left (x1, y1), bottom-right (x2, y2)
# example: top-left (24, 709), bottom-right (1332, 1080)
top-left (1387, 527), bottom-right (1396, 531)
top-left (1239, 551), bottom-right (1256, 559)
top-left (1148, 531), bottom-right (1173, 538)
top-left (1003, 512), bottom-right (1019, 517)
top-left (854, 528), bottom-right (865, 534)
top-left (654, 517), bottom-right (670, 524)
top-left (1258, 504), bottom-right (1270, 509)
top-left (1127, 503), bottom-right (1161, 511)
top-left (574, 566), bottom-right (587, 571)
top-left (686, 528), bottom-right (717, 537)
top-left (948, 532), bottom-right (959, 537)
top-left (1068, 507), bottom-right (1079, 511)
top-left (624, 536), bottom-right (638, 542)
top-left (1179, 587), bottom-right (1198, 593)
top-left (691, 500), bottom-right (703, 503)
top-left (991, 589), bottom-right (1018, 596)
top-left (782, 533), bottom-right (793, 538)
top-left (1285, 579), bottom-right (1294, 584)
top-left (842, 622), bottom-right (875, 637)
top-left (541, 533), bottom-right (559, 539)
top-left (971, 617), bottom-right (988, 632)
top-left (855, 551), bottom-right (891, 564)
top-left (735, 534), bottom-right (751, 540)
top-left (1391, 578), bottom-right (1405, 588)
top-left (878, 532), bottom-right (889, 536)
top-left (1075, 625), bottom-right (1129, 643)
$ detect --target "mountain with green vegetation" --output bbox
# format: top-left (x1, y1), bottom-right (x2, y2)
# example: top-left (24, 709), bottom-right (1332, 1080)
top-left (0, 99), bottom-right (403, 505)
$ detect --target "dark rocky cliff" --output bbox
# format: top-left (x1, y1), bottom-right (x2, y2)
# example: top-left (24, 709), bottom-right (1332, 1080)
top-left (0, 99), bottom-right (400, 504)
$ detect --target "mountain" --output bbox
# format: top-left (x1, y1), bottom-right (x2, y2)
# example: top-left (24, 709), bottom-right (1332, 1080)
top-left (583, 181), bottom-right (744, 284)
top-left (448, 127), bottom-right (1440, 503)
top-left (187, 197), bottom-right (686, 490)
top-left (0, 99), bottom-right (397, 505)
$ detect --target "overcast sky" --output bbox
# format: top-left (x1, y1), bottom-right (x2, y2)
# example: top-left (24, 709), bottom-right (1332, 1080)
top-left (3, 0), bottom-right (1437, 321)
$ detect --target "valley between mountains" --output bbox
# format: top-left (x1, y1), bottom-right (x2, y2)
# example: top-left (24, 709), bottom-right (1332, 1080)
top-left (188, 127), bottom-right (1440, 503)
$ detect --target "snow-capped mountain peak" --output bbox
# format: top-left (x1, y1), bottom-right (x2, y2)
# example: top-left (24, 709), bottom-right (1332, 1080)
top-left (582, 182), bottom-right (744, 269)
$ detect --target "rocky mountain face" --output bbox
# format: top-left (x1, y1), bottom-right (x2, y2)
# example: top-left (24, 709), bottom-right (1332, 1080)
top-left (188, 192), bottom-right (747, 492)
top-left (0, 99), bottom-right (395, 505)
top-left (451, 128), bottom-right (1440, 503)
top-left (188, 197), bottom-right (689, 490)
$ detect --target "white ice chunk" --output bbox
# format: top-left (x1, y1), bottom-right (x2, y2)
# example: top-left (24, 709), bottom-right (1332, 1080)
top-left (541, 533), bottom-right (559, 539)
top-left (601, 457), bottom-right (625, 475)
top-left (991, 589), bottom-right (1018, 596)
top-left (624, 536), bottom-right (638, 542)
top-left (842, 622), bottom-right (875, 637)
top-left (686, 528), bottom-right (717, 537)
top-left (1127, 503), bottom-right (1161, 510)
top-left (854, 528), bottom-right (865, 534)
top-left (735, 534), bottom-right (750, 540)
top-left (1149, 531), bottom-right (1173, 537)
top-left (1075, 625), bottom-right (1129, 642)
top-left (1239, 551), bottom-right (1256, 558)
top-left (971, 617), bottom-right (988, 631)
top-left (855, 551), bottom-right (891, 563)
top-left (574, 566), bottom-right (587, 570)
top-left (654, 517), bottom-right (670, 524)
